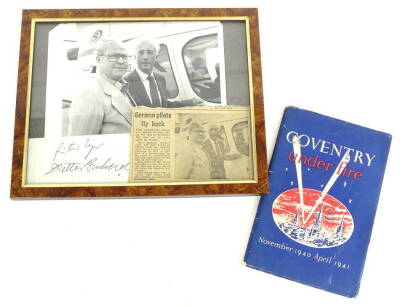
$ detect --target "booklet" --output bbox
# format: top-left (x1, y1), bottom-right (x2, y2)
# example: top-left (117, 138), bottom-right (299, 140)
top-left (244, 107), bottom-right (391, 297)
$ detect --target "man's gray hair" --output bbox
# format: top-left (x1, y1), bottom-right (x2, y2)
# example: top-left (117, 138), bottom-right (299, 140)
top-left (96, 39), bottom-right (126, 56)
top-left (134, 39), bottom-right (160, 57)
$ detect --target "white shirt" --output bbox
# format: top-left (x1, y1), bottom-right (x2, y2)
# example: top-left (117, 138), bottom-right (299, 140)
top-left (136, 69), bottom-right (162, 106)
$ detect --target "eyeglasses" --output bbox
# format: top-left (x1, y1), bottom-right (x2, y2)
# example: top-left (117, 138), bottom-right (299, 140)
top-left (192, 129), bottom-right (205, 134)
top-left (99, 54), bottom-right (132, 63)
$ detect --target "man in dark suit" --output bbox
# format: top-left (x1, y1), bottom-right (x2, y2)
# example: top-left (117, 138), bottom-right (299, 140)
top-left (123, 40), bottom-right (171, 107)
top-left (124, 40), bottom-right (200, 108)
top-left (202, 124), bottom-right (241, 179)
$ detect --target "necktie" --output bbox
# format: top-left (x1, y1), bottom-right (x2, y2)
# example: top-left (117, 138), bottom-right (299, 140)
top-left (147, 75), bottom-right (161, 107)
top-left (214, 140), bottom-right (222, 157)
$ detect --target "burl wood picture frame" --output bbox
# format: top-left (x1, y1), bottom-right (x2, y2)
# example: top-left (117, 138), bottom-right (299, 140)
top-left (11, 8), bottom-right (268, 198)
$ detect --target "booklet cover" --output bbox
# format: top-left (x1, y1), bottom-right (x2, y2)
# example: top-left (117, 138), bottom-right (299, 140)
top-left (244, 107), bottom-right (391, 297)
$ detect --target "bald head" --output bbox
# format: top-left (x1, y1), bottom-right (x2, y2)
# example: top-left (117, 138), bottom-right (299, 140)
top-left (96, 39), bottom-right (126, 56)
top-left (134, 40), bottom-right (159, 75)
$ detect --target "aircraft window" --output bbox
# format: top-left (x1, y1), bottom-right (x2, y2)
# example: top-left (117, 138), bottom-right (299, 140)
top-left (156, 44), bottom-right (179, 99)
top-left (232, 121), bottom-right (249, 156)
top-left (182, 35), bottom-right (221, 103)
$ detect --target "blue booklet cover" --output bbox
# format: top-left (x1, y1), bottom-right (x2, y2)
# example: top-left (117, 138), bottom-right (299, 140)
top-left (244, 107), bottom-right (391, 297)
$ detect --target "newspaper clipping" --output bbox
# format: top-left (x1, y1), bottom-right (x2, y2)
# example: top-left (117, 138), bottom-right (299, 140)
top-left (129, 106), bottom-right (253, 183)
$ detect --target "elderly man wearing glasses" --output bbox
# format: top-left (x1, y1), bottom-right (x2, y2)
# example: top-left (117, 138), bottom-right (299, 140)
top-left (68, 39), bottom-right (134, 136)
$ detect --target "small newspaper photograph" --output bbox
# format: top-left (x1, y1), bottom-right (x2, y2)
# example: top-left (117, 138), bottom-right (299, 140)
top-left (129, 106), bottom-right (254, 183)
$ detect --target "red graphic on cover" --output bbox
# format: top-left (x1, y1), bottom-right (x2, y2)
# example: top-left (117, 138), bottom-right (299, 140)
top-left (272, 188), bottom-right (354, 248)
top-left (271, 135), bottom-right (354, 248)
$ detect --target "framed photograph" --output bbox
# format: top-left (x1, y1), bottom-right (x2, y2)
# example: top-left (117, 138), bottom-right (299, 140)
top-left (11, 8), bottom-right (268, 198)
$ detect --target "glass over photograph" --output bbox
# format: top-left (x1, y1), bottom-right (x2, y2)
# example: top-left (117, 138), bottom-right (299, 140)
top-left (25, 20), bottom-right (255, 186)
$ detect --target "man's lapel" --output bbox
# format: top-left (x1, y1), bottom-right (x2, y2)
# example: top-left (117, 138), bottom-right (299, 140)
top-left (125, 70), bottom-right (152, 107)
top-left (97, 76), bottom-right (132, 125)
top-left (203, 139), bottom-right (217, 158)
top-left (154, 73), bottom-right (168, 107)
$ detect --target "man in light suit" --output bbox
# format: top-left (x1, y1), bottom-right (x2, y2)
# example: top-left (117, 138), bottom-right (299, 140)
top-left (124, 40), bottom-right (201, 108)
top-left (175, 122), bottom-right (211, 179)
top-left (68, 39), bottom-right (133, 135)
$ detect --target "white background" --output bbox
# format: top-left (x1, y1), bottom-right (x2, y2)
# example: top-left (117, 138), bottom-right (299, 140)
top-left (1, 1), bottom-right (399, 305)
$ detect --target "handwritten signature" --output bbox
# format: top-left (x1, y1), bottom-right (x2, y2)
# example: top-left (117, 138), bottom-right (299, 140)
top-left (45, 139), bottom-right (129, 175)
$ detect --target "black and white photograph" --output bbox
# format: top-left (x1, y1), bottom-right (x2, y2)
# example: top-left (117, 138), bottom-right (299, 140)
top-left (25, 19), bottom-right (254, 185)
top-left (175, 111), bottom-right (252, 181)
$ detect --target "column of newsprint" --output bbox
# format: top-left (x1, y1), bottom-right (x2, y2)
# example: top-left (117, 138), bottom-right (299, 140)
top-left (129, 108), bottom-right (175, 182)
